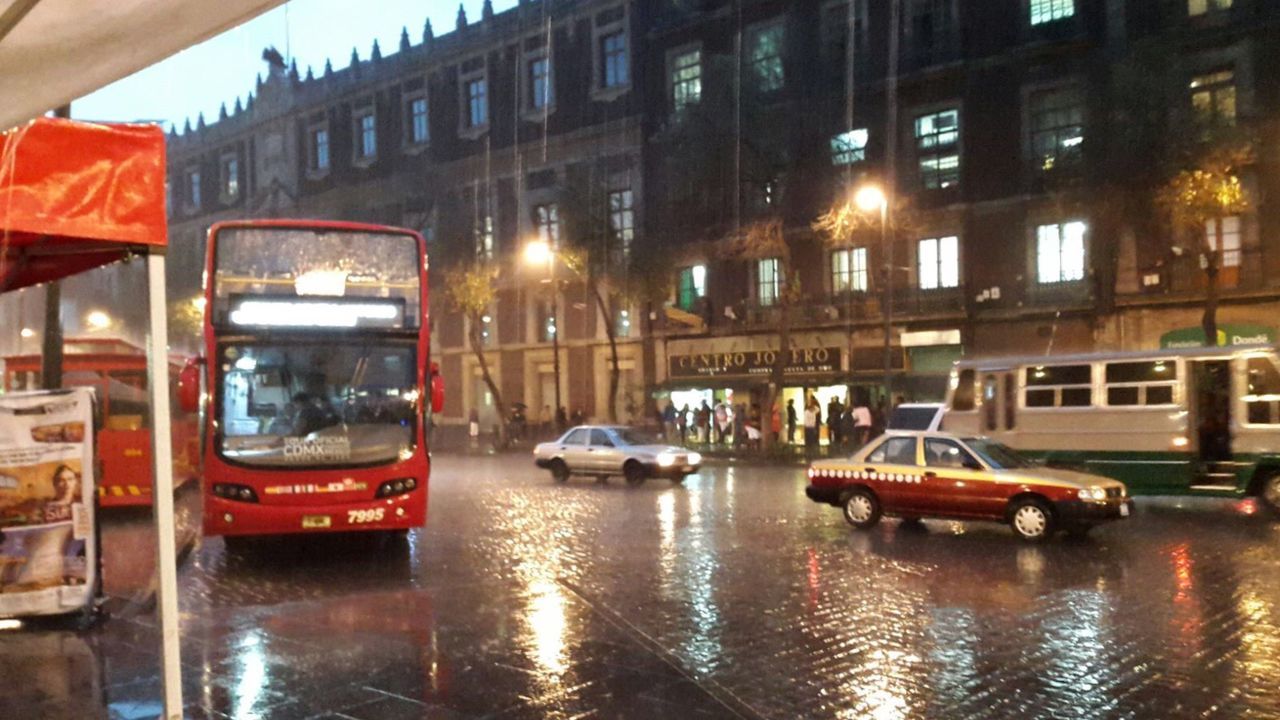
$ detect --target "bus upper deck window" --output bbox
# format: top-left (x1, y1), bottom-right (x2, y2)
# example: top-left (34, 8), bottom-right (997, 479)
top-left (952, 369), bottom-right (976, 411)
top-left (983, 375), bottom-right (998, 431)
top-left (1245, 356), bottom-right (1280, 425)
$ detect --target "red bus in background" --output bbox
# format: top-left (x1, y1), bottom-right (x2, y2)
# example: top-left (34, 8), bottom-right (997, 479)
top-left (3, 337), bottom-right (200, 507)
top-left (179, 220), bottom-right (441, 541)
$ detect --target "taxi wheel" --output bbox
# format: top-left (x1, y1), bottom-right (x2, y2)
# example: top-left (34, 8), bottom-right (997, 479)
top-left (1258, 471), bottom-right (1280, 516)
top-left (1010, 498), bottom-right (1055, 543)
top-left (841, 488), bottom-right (881, 530)
top-left (624, 461), bottom-right (647, 486)
top-left (550, 460), bottom-right (570, 483)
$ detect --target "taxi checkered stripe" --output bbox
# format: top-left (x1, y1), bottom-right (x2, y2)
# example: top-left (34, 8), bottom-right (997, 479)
top-left (813, 469), bottom-right (922, 484)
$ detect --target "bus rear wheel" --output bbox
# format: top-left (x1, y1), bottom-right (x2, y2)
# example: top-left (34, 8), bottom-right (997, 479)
top-left (1258, 471), bottom-right (1280, 516)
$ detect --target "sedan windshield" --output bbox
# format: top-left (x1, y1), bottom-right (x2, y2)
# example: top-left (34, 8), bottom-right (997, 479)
top-left (964, 439), bottom-right (1033, 470)
top-left (218, 342), bottom-right (417, 467)
top-left (611, 427), bottom-right (659, 446)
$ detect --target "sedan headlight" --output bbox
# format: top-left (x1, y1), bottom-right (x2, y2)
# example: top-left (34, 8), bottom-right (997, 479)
top-left (1078, 486), bottom-right (1107, 502)
top-left (656, 452), bottom-right (676, 467)
top-left (687, 452), bottom-right (702, 465)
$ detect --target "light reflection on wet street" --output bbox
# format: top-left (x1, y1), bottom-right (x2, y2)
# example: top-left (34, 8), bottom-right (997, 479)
top-left (5, 453), bottom-right (1280, 719)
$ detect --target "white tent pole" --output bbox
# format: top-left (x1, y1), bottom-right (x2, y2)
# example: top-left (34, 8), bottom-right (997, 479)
top-left (145, 250), bottom-right (184, 719)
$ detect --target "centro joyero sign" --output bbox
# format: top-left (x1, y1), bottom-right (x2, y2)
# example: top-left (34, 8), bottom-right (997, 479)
top-left (1159, 324), bottom-right (1275, 349)
top-left (669, 347), bottom-right (842, 379)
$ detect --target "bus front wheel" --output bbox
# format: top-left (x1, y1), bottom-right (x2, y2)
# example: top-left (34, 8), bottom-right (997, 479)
top-left (1258, 471), bottom-right (1280, 516)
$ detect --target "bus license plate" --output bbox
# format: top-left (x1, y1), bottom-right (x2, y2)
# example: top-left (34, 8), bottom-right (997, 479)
top-left (301, 515), bottom-right (331, 529)
top-left (1119, 504), bottom-right (1130, 518)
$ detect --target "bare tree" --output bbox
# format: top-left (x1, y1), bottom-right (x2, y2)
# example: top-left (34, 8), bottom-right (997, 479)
top-left (443, 263), bottom-right (507, 442)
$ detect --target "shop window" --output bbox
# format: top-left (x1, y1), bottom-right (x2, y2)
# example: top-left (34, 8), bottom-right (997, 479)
top-left (951, 368), bottom-right (976, 411)
top-left (1025, 364), bottom-right (1092, 407)
top-left (1245, 356), bottom-right (1280, 425)
top-left (1104, 360), bottom-right (1178, 407)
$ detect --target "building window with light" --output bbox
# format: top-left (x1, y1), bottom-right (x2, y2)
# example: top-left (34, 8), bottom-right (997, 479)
top-left (601, 30), bottom-right (628, 88)
top-left (1205, 216), bottom-right (1241, 268)
top-left (1029, 87), bottom-right (1083, 172)
top-left (1036, 221), bottom-right (1087, 284)
top-left (757, 257), bottom-right (781, 307)
top-left (918, 236), bottom-right (960, 289)
top-left (1188, 0), bottom-right (1232, 17)
top-left (1029, 0), bottom-right (1073, 25)
top-left (914, 108), bottom-right (960, 190)
top-left (831, 129), bottom-right (868, 165)
top-left (616, 308), bottom-right (632, 338)
top-left (311, 127), bottom-right (330, 171)
top-left (188, 169), bottom-right (201, 210)
top-left (476, 215), bottom-right (495, 261)
top-left (832, 247), bottom-right (868, 293)
top-left (608, 189), bottom-right (634, 258)
top-left (479, 311), bottom-right (494, 347)
top-left (530, 56), bottom-right (553, 110)
top-left (408, 96), bottom-right (429, 145)
top-left (539, 301), bottom-right (557, 343)
top-left (465, 76), bottom-right (488, 129)
top-left (747, 24), bottom-right (784, 92)
top-left (1189, 69), bottom-right (1236, 130)
top-left (534, 204), bottom-right (560, 245)
top-left (356, 111), bottom-right (377, 159)
top-left (677, 265), bottom-right (706, 310)
top-left (670, 48), bottom-right (702, 115)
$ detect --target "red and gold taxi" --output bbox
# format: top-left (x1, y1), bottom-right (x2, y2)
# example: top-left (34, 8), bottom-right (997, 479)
top-left (805, 431), bottom-right (1133, 542)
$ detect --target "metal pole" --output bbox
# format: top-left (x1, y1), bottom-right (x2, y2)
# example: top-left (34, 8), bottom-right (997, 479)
top-left (40, 280), bottom-right (62, 389)
top-left (881, 202), bottom-right (892, 404)
top-left (145, 252), bottom-right (184, 720)
top-left (551, 255), bottom-right (561, 420)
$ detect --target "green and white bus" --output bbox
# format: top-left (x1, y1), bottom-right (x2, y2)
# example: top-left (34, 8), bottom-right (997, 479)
top-left (942, 345), bottom-right (1280, 515)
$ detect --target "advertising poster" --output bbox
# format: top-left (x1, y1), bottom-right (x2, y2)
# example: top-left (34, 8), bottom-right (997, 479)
top-left (0, 388), bottom-right (96, 618)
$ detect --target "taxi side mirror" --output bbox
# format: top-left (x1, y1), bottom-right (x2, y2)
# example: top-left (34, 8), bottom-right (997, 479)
top-left (429, 361), bottom-right (445, 414)
top-left (178, 357), bottom-right (204, 414)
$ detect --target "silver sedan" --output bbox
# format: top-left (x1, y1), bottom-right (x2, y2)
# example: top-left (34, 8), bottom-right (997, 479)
top-left (533, 426), bottom-right (702, 485)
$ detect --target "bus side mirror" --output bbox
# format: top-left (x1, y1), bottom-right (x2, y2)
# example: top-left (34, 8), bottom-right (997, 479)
top-left (178, 357), bottom-right (203, 414)
top-left (430, 361), bottom-right (444, 413)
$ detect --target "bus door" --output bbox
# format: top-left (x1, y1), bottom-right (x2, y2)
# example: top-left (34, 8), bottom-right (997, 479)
top-left (981, 371), bottom-right (1018, 436)
top-left (1189, 359), bottom-right (1234, 484)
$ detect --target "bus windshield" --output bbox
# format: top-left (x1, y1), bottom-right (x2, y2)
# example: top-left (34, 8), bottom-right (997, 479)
top-left (218, 342), bottom-right (417, 468)
top-left (211, 227), bottom-right (421, 327)
top-left (964, 439), bottom-right (1033, 469)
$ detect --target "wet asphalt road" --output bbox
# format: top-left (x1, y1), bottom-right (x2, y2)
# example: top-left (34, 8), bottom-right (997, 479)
top-left (7, 453), bottom-right (1280, 719)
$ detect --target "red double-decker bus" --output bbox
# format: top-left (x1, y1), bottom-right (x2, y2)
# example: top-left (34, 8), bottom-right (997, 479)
top-left (3, 338), bottom-right (199, 507)
top-left (179, 220), bottom-right (441, 541)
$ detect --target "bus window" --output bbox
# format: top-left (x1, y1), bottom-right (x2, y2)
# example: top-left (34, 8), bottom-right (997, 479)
top-left (1025, 364), bottom-right (1092, 408)
top-left (1244, 356), bottom-right (1280, 425)
top-left (1105, 360), bottom-right (1178, 407)
top-left (983, 375), bottom-right (998, 431)
top-left (951, 369), bottom-right (976, 411)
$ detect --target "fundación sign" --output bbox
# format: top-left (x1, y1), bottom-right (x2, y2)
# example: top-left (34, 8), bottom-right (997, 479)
top-left (1159, 324), bottom-right (1274, 349)
top-left (669, 346), bottom-right (843, 380)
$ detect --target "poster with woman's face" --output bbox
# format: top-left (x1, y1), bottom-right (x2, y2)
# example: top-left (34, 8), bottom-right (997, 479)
top-left (0, 390), bottom-right (95, 609)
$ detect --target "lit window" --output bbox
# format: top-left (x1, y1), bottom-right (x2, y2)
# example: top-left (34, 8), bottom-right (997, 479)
top-left (832, 247), bottom-right (868, 293)
top-left (534, 204), bottom-right (560, 245)
top-left (602, 31), bottom-right (628, 88)
top-left (1036, 221), bottom-right (1086, 284)
top-left (677, 265), bottom-right (706, 310)
top-left (616, 308), bottom-right (632, 338)
top-left (480, 311), bottom-right (494, 347)
top-left (409, 97), bottom-right (429, 144)
top-left (1205, 216), bottom-right (1241, 268)
top-left (757, 257), bottom-right (781, 307)
top-left (608, 189), bottom-right (635, 257)
top-left (671, 49), bottom-right (702, 114)
top-left (466, 77), bottom-right (488, 128)
top-left (357, 113), bottom-right (377, 158)
top-left (476, 215), bottom-right (495, 261)
top-left (530, 57), bottom-right (553, 110)
top-left (1190, 69), bottom-right (1236, 129)
top-left (748, 24), bottom-right (784, 92)
top-left (918, 236), bottom-right (959, 289)
top-left (188, 170), bottom-right (201, 209)
top-left (914, 109), bottom-right (960, 189)
top-left (222, 157), bottom-right (238, 199)
top-left (1188, 0), bottom-right (1233, 16)
top-left (1029, 0), bottom-right (1074, 25)
top-left (312, 128), bottom-right (330, 171)
top-left (831, 129), bottom-right (868, 165)
top-left (540, 301), bottom-right (557, 343)
top-left (1029, 87), bottom-right (1083, 172)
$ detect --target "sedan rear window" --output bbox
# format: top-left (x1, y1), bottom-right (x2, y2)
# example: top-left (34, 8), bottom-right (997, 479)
top-left (561, 428), bottom-right (589, 445)
top-left (867, 436), bottom-right (918, 466)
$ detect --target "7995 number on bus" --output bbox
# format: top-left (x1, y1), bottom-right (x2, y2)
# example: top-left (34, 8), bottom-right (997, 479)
top-left (347, 508), bottom-right (385, 524)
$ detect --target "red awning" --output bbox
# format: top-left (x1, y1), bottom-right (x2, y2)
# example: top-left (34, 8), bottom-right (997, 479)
top-left (0, 117), bottom-right (167, 291)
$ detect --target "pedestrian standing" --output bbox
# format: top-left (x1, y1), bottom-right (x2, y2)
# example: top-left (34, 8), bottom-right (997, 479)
top-left (786, 398), bottom-right (798, 444)
top-left (698, 400), bottom-right (712, 443)
top-left (662, 402), bottom-right (677, 441)
top-left (803, 396), bottom-right (820, 450)
top-left (556, 406), bottom-right (568, 434)
top-left (853, 396), bottom-right (873, 448)
top-left (677, 404), bottom-right (690, 444)
top-left (468, 407), bottom-right (480, 449)
top-left (827, 396), bottom-right (843, 447)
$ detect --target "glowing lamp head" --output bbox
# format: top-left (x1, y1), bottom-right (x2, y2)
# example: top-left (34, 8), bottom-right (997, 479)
top-left (19, 327), bottom-right (35, 338)
top-left (524, 240), bottom-right (553, 266)
top-left (86, 310), bottom-right (111, 330)
top-left (854, 185), bottom-right (886, 213)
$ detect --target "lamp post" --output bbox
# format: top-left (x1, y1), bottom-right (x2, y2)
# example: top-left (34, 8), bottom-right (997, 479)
top-left (855, 185), bottom-right (890, 404)
top-left (523, 239), bottom-right (561, 424)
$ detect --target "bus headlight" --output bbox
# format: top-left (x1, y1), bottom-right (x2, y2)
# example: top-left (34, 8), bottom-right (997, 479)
top-left (687, 452), bottom-right (702, 465)
top-left (656, 452), bottom-right (676, 467)
top-left (1078, 487), bottom-right (1107, 502)
top-left (213, 484), bottom-right (258, 503)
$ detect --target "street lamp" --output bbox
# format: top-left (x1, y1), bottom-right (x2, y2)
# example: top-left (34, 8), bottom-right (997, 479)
top-left (855, 185), bottom-right (892, 405)
top-left (523, 239), bottom-right (561, 426)
top-left (85, 310), bottom-right (112, 331)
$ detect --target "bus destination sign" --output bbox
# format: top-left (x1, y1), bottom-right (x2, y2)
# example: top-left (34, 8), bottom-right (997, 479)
top-left (228, 297), bottom-right (406, 329)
